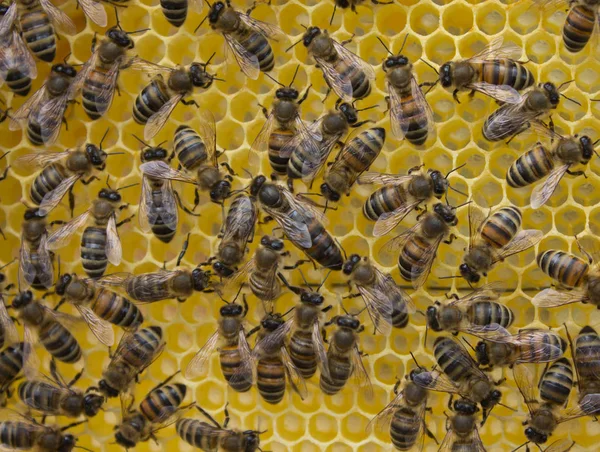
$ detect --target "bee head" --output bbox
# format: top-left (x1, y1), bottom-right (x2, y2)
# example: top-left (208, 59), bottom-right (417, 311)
top-left (475, 341), bottom-right (489, 366)
top-left (212, 261), bottom-right (234, 277)
top-left (482, 389), bottom-right (502, 408)
top-left (250, 175), bottom-right (267, 196)
top-left (525, 427), bottom-right (548, 445)
top-left (433, 203), bottom-right (457, 225)
top-left (83, 393), bottom-right (105, 417)
top-left (209, 1), bottom-right (226, 23)
top-left (55, 274), bottom-right (73, 296)
top-left (425, 305), bottom-right (442, 331)
top-left (429, 170), bottom-right (449, 198)
top-left (107, 27), bottom-right (134, 49)
top-left (51, 63), bottom-right (77, 78)
top-left (337, 315), bottom-right (360, 330)
top-left (542, 82), bottom-right (560, 106)
top-left (98, 188), bottom-right (121, 203)
top-left (86, 144), bottom-right (108, 168)
top-left (459, 263), bottom-right (480, 284)
top-left (342, 254), bottom-right (362, 275)
top-left (141, 146), bottom-right (169, 162)
top-left (338, 102), bottom-right (358, 124)
top-left (276, 87), bottom-right (299, 100)
top-left (220, 303), bottom-right (243, 317)
top-left (439, 62), bottom-right (453, 88)
top-left (320, 182), bottom-right (341, 202)
top-left (209, 180), bottom-right (232, 202)
top-left (12, 291), bottom-right (33, 309)
top-left (261, 314), bottom-right (284, 331)
top-left (261, 235), bottom-right (284, 251)
top-left (98, 379), bottom-right (120, 398)
top-left (453, 399), bottom-right (478, 415)
top-left (191, 268), bottom-right (210, 291)
top-left (579, 135), bottom-right (595, 160)
top-left (383, 55), bottom-right (409, 70)
top-left (243, 431), bottom-right (261, 449)
top-left (24, 208), bottom-right (46, 221)
top-left (303, 26), bottom-right (322, 47)
top-left (300, 291), bottom-right (324, 306)
top-left (189, 63), bottom-right (214, 88)
top-left (57, 434), bottom-right (76, 452)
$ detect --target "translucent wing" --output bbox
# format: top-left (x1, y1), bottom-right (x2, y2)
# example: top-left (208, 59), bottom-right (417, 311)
top-left (127, 60), bottom-right (173, 79)
top-left (96, 272), bottom-right (133, 289)
top-left (220, 195), bottom-right (257, 245)
top-left (314, 55), bottom-right (353, 102)
top-left (45, 210), bottom-right (90, 250)
top-left (251, 109), bottom-right (277, 154)
top-left (390, 76), bottom-right (435, 140)
top-left (260, 187), bottom-right (311, 248)
top-left (39, 174), bottom-right (81, 215)
top-left (0, 30), bottom-right (37, 85)
top-left (491, 330), bottom-right (565, 364)
top-left (0, 2), bottom-right (17, 37)
top-left (19, 238), bottom-right (36, 288)
top-left (281, 346), bottom-right (308, 399)
top-left (285, 190), bottom-right (328, 226)
top-left (253, 319), bottom-right (293, 358)
top-left (483, 99), bottom-right (540, 142)
top-left (312, 320), bottom-right (330, 381)
top-left (368, 389), bottom-right (411, 433)
top-left (279, 116), bottom-right (323, 160)
top-left (138, 176), bottom-right (154, 233)
top-left (513, 364), bottom-right (540, 415)
top-left (74, 304), bottom-right (115, 346)
top-left (467, 81), bottom-right (522, 104)
top-left (106, 215), bottom-right (122, 266)
top-left (412, 370), bottom-right (462, 395)
top-left (332, 39), bottom-right (376, 81)
top-left (0, 302), bottom-right (18, 346)
top-left (448, 282), bottom-right (502, 307)
top-left (9, 84), bottom-right (48, 130)
top-left (351, 344), bottom-right (373, 397)
top-left (78, 0), bottom-right (107, 27)
top-left (93, 60), bottom-right (121, 118)
top-left (492, 229), bottom-right (543, 263)
top-left (222, 256), bottom-right (257, 290)
top-left (140, 161), bottom-right (198, 185)
top-left (543, 439), bottom-right (576, 452)
top-left (468, 36), bottom-right (524, 62)
top-left (357, 172), bottom-right (413, 186)
top-left (103, 271), bottom-right (180, 303)
top-left (558, 393), bottom-right (600, 422)
top-left (144, 93), bottom-right (183, 141)
top-left (160, 180), bottom-right (178, 231)
top-left (410, 234), bottom-right (444, 289)
top-left (383, 222), bottom-right (421, 253)
top-left (35, 89), bottom-right (73, 145)
top-left (39, 0), bottom-right (76, 34)
top-left (238, 12), bottom-right (282, 39)
top-left (14, 150), bottom-right (70, 170)
top-left (223, 33), bottom-right (260, 80)
top-left (35, 234), bottom-right (53, 290)
top-left (70, 51), bottom-right (99, 95)
top-left (184, 330), bottom-right (220, 379)
top-left (197, 110), bottom-right (217, 166)
top-left (22, 326), bottom-right (41, 379)
top-left (301, 133), bottom-right (343, 184)
top-left (530, 164), bottom-right (570, 209)
top-left (437, 427), bottom-right (458, 452)
top-left (373, 199), bottom-right (421, 237)
top-left (531, 287), bottom-right (587, 308)
top-left (468, 203), bottom-right (487, 250)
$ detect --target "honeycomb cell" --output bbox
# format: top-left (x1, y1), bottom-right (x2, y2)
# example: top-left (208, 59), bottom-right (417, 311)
top-left (374, 4), bottom-right (407, 36)
top-left (508, 1), bottom-right (540, 35)
top-left (409, 3), bottom-right (440, 36)
top-left (442, 3), bottom-right (473, 36)
top-left (439, 119), bottom-right (471, 151)
top-left (425, 31), bottom-right (456, 66)
top-left (554, 205), bottom-right (586, 236)
top-left (475, 2), bottom-right (507, 35)
top-left (525, 30), bottom-right (556, 64)
top-left (308, 413), bottom-right (338, 443)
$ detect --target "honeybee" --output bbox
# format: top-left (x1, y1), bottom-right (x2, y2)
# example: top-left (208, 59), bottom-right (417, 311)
top-left (0, 2), bottom-right (37, 96)
top-left (55, 272), bottom-right (144, 339)
top-left (18, 359), bottom-right (105, 418)
top-left (379, 37), bottom-right (434, 145)
top-left (19, 208), bottom-right (54, 291)
top-left (342, 254), bottom-right (415, 334)
top-left (177, 405), bottom-right (264, 451)
top-left (359, 165), bottom-right (464, 237)
top-left (0, 342), bottom-right (25, 406)
top-left (426, 283), bottom-right (514, 338)
top-left (141, 112), bottom-right (234, 204)
top-left (131, 57), bottom-right (217, 140)
top-left (15, 0), bottom-right (75, 63)
top-left (439, 399), bottom-right (486, 452)
top-left (251, 67), bottom-right (312, 177)
top-left (161, 0), bottom-right (202, 26)
top-left (0, 412), bottom-right (82, 452)
top-left (368, 355), bottom-right (437, 451)
top-left (211, 194), bottom-right (258, 278)
top-left (474, 329), bottom-right (566, 369)
top-left (514, 361), bottom-right (600, 445)
top-left (459, 204), bottom-right (543, 285)
top-left (571, 326), bottom-right (600, 404)
top-left (436, 37), bottom-right (533, 104)
top-left (76, 0), bottom-right (107, 27)
top-left (290, 27), bottom-right (375, 101)
top-left (482, 82), bottom-right (564, 142)
top-left (560, 0), bottom-right (600, 53)
top-left (320, 127), bottom-right (385, 202)
top-left (94, 325), bottom-right (165, 398)
top-left (9, 62), bottom-right (78, 146)
top-left (115, 379), bottom-right (191, 448)
top-left (413, 336), bottom-right (502, 419)
top-left (385, 202), bottom-right (460, 289)
top-left (506, 125), bottom-right (598, 209)
top-left (203, 0), bottom-right (282, 80)
top-left (250, 175), bottom-right (343, 270)
top-left (45, 187), bottom-right (133, 279)
top-left (185, 300), bottom-right (253, 392)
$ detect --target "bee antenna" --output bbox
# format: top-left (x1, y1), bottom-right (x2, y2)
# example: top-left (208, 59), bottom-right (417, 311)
top-left (131, 134), bottom-right (150, 148)
top-left (126, 27), bottom-right (151, 35)
top-left (445, 163), bottom-right (466, 178)
top-left (75, 447), bottom-right (95, 452)
top-left (438, 275), bottom-right (460, 279)
top-left (285, 37), bottom-right (303, 53)
top-left (0, 150), bottom-right (10, 161)
top-left (60, 420), bottom-right (87, 432)
top-left (106, 152), bottom-right (125, 156)
top-left (335, 238), bottom-right (347, 261)
top-left (113, 6), bottom-right (122, 30)
top-left (409, 351), bottom-right (422, 370)
top-left (511, 441), bottom-right (530, 452)
top-left (230, 283), bottom-right (244, 304)
top-left (355, 104), bottom-right (377, 112)
top-left (317, 270), bottom-right (332, 292)
top-left (560, 92), bottom-right (581, 106)
top-left (106, 175), bottom-right (112, 190)
top-left (194, 15), bottom-right (209, 33)
top-left (212, 76), bottom-right (226, 82)
top-left (398, 33), bottom-right (409, 54)
top-left (99, 127), bottom-right (110, 149)
top-left (300, 23), bottom-right (308, 29)
top-left (117, 182), bottom-right (139, 191)
top-left (453, 200), bottom-right (472, 210)
top-left (63, 52), bottom-right (72, 64)
top-left (462, 337), bottom-right (476, 352)
top-left (329, 5), bottom-right (336, 26)
top-left (203, 52), bottom-right (216, 67)
top-left (281, 306), bottom-right (296, 318)
top-left (419, 58), bottom-right (439, 76)
top-left (0, 259), bottom-right (16, 271)
top-left (339, 300), bottom-right (349, 315)
top-left (297, 268), bottom-right (310, 287)
top-left (263, 72), bottom-right (284, 87)
top-left (448, 185), bottom-right (468, 197)
top-left (497, 402), bottom-right (516, 411)
top-left (557, 79), bottom-right (574, 91)
top-left (289, 64), bottom-right (300, 87)
top-left (376, 36), bottom-right (393, 56)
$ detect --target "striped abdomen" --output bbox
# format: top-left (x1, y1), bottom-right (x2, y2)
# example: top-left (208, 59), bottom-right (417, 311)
top-left (390, 406), bottom-right (421, 450)
top-left (256, 356), bottom-right (285, 404)
top-left (0, 344), bottom-right (24, 393)
top-left (482, 104), bottom-right (515, 142)
top-left (304, 219), bottom-right (343, 270)
top-left (575, 326), bottom-right (600, 380)
top-left (174, 125), bottom-right (208, 171)
top-left (120, 326), bottom-right (163, 369)
top-left (249, 268), bottom-right (280, 301)
top-left (30, 163), bottom-right (68, 205)
top-left (133, 79), bottom-right (170, 125)
top-left (394, 84), bottom-right (429, 145)
top-left (18, 381), bottom-right (63, 414)
top-left (363, 184), bottom-right (407, 220)
top-left (268, 128), bottom-right (294, 175)
top-left (139, 383), bottom-right (186, 423)
top-left (149, 184), bottom-right (176, 243)
top-left (90, 289), bottom-right (143, 331)
top-left (398, 236), bottom-right (430, 283)
top-left (480, 206), bottom-right (521, 249)
top-left (18, 2), bottom-right (55, 62)
top-left (82, 66), bottom-right (114, 119)
top-left (507, 145), bottom-right (554, 188)
top-left (219, 346), bottom-right (252, 392)
top-left (0, 422), bottom-right (36, 449)
top-left (333, 55), bottom-right (371, 100)
top-left (81, 226), bottom-right (108, 279)
top-left (467, 301), bottom-right (513, 328)
top-left (539, 358), bottom-right (573, 406)
top-left (160, 0), bottom-right (187, 27)
top-left (289, 331), bottom-right (317, 379)
top-left (39, 319), bottom-right (82, 363)
top-left (391, 295), bottom-right (409, 329)
top-left (231, 25), bottom-right (274, 73)
top-left (176, 419), bottom-right (219, 451)
top-left (537, 250), bottom-right (589, 288)
top-left (320, 350), bottom-right (351, 395)
top-left (516, 330), bottom-right (566, 364)
top-left (563, 4), bottom-right (596, 53)
top-left (27, 116), bottom-right (45, 146)
top-left (434, 337), bottom-right (470, 383)
top-left (476, 60), bottom-right (535, 92)
top-left (5, 69), bottom-right (32, 96)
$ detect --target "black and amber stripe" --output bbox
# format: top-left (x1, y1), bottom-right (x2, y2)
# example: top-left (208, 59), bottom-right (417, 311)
top-left (480, 206), bottom-right (521, 249)
top-left (39, 319), bottom-right (82, 363)
top-left (391, 296), bottom-right (409, 328)
top-left (90, 289), bottom-right (143, 331)
top-left (516, 330), bottom-right (566, 363)
top-left (81, 226), bottom-right (108, 279)
top-left (476, 60), bottom-right (535, 92)
top-left (396, 83), bottom-right (429, 145)
top-left (18, 0), bottom-right (55, 62)
top-left (174, 125), bottom-right (208, 171)
top-left (30, 163), bottom-right (68, 205)
top-left (231, 26), bottom-right (274, 73)
top-left (5, 69), bottom-right (32, 96)
top-left (139, 383), bottom-right (187, 422)
top-left (176, 419), bottom-right (219, 450)
top-left (363, 184), bottom-right (409, 220)
top-left (256, 357), bottom-right (286, 404)
top-left (434, 337), bottom-right (471, 383)
top-left (268, 128), bottom-right (294, 175)
top-left (219, 346), bottom-right (252, 392)
top-left (390, 406), bottom-right (421, 450)
top-left (18, 380), bottom-right (63, 414)
top-left (319, 350), bottom-right (351, 395)
top-left (133, 79), bottom-right (170, 125)
top-left (467, 301), bottom-right (513, 328)
top-left (160, 0), bottom-right (187, 27)
top-left (333, 56), bottom-right (371, 100)
top-left (0, 422), bottom-right (35, 449)
top-left (539, 358), bottom-right (573, 406)
top-left (289, 331), bottom-right (317, 379)
top-left (574, 326), bottom-right (600, 381)
top-left (82, 67), bottom-right (113, 120)
top-left (303, 219), bottom-right (343, 271)
top-left (398, 236), bottom-right (430, 283)
top-left (536, 250), bottom-right (589, 288)
top-left (121, 326), bottom-right (164, 369)
top-left (507, 144), bottom-right (554, 188)
top-left (563, 4), bottom-right (596, 53)
top-left (0, 343), bottom-right (24, 395)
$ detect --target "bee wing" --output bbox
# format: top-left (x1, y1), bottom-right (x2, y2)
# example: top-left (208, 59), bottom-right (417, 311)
top-left (70, 51), bottom-right (98, 95)
top-left (467, 81), bottom-right (522, 104)
top-left (253, 319), bottom-right (293, 358)
top-left (94, 61), bottom-right (121, 117)
top-left (492, 229), bottom-right (543, 263)
top-left (239, 12), bottom-right (283, 40)
top-left (220, 196), bottom-right (257, 245)
top-left (74, 304), bottom-right (115, 346)
top-left (281, 346), bottom-right (308, 399)
top-left (394, 76), bottom-right (435, 140)
top-left (0, 30), bottom-right (37, 80)
top-left (38, 174), bottom-right (81, 215)
top-left (437, 426), bottom-right (458, 452)
top-left (222, 256), bottom-right (256, 291)
top-left (35, 90), bottom-right (73, 146)
top-left (512, 364), bottom-right (540, 414)
top-left (285, 190), bottom-right (328, 226)
top-left (127, 59), bottom-right (173, 78)
top-left (196, 110), bottom-right (217, 166)
top-left (301, 133), bottom-right (343, 184)
top-left (9, 84), bottom-right (48, 130)
top-left (95, 272), bottom-right (133, 289)
top-left (279, 116), bottom-right (323, 159)
top-left (251, 109), bottom-right (277, 153)
top-left (0, 302), bottom-right (18, 346)
top-left (312, 320), bottom-right (330, 381)
top-left (14, 150), bottom-right (71, 170)
top-left (112, 331), bottom-right (166, 374)
top-left (351, 344), bottom-right (373, 397)
top-left (223, 32), bottom-right (260, 80)
top-left (184, 330), bottom-right (220, 379)
top-left (0, 2), bottom-right (17, 37)
top-left (470, 428), bottom-right (487, 452)
top-left (19, 237), bottom-right (36, 288)
top-left (78, 0), bottom-right (107, 27)
top-left (45, 210), bottom-right (90, 250)
top-left (373, 199), bottom-right (421, 237)
top-left (327, 39), bottom-right (375, 99)
top-left (261, 190), bottom-right (311, 248)
top-left (468, 36), bottom-right (524, 61)
top-left (138, 176), bottom-right (154, 233)
top-left (464, 323), bottom-right (513, 342)
top-left (377, 270), bottom-right (416, 313)
top-left (106, 215), bottom-right (122, 266)
top-left (382, 222), bottom-right (421, 253)
top-left (314, 55), bottom-right (353, 102)
top-left (558, 393), bottom-right (600, 423)
top-left (493, 330), bottom-right (565, 364)
top-left (412, 370), bottom-right (462, 395)
top-left (140, 161), bottom-right (198, 185)
top-left (39, 0), bottom-right (76, 34)
top-left (543, 439), bottom-right (576, 452)
top-left (410, 234), bottom-right (444, 289)
top-left (531, 287), bottom-right (588, 308)
top-left (468, 203), bottom-right (487, 250)
top-left (144, 93), bottom-right (184, 141)
top-left (448, 282), bottom-right (503, 307)
top-left (357, 172), bottom-right (413, 186)
top-left (530, 164), bottom-right (570, 209)
top-left (367, 389), bottom-right (411, 433)
top-left (482, 99), bottom-right (538, 142)
top-left (160, 180), bottom-right (179, 231)
top-left (22, 326), bottom-right (41, 379)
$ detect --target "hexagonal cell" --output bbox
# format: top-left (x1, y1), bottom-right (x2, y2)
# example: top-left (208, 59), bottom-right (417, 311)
top-left (308, 413), bottom-right (338, 443)
top-left (425, 31), bottom-right (456, 66)
top-left (375, 4), bottom-right (407, 36)
top-left (409, 3), bottom-right (440, 36)
top-left (508, 1), bottom-right (540, 35)
top-left (476, 2), bottom-right (507, 35)
top-left (442, 3), bottom-right (473, 36)
top-left (439, 119), bottom-right (472, 151)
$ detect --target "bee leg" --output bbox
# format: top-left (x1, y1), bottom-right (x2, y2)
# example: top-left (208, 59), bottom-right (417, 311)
top-left (53, 298), bottom-right (66, 311)
top-left (452, 89), bottom-right (461, 103)
top-left (416, 205), bottom-right (428, 221)
top-left (177, 233), bottom-right (191, 267)
top-left (322, 87), bottom-right (332, 103)
top-left (220, 162), bottom-right (236, 176)
top-left (469, 89), bottom-right (476, 99)
top-left (298, 85), bottom-right (312, 104)
top-left (283, 259), bottom-right (310, 270)
top-left (352, 119), bottom-right (375, 128)
top-left (443, 233), bottom-right (457, 245)
top-left (371, 0), bottom-right (393, 4)
top-left (196, 405), bottom-right (222, 428)
top-left (68, 186), bottom-right (75, 218)
top-left (0, 165), bottom-right (9, 182)
top-left (342, 292), bottom-right (361, 299)
top-left (116, 214), bottom-right (135, 228)
top-left (566, 169), bottom-right (586, 178)
top-left (246, 324), bottom-right (262, 338)
top-left (193, 188), bottom-right (200, 211)
top-left (223, 402), bottom-right (231, 427)
top-left (258, 104), bottom-right (269, 118)
top-left (287, 178), bottom-right (295, 193)
top-left (81, 176), bottom-right (100, 185)
top-left (447, 394), bottom-right (454, 411)
top-left (174, 190), bottom-right (202, 217)
top-left (575, 235), bottom-right (593, 264)
top-left (91, 33), bottom-right (98, 53)
top-left (181, 98), bottom-right (199, 108)
top-left (321, 304), bottom-right (333, 313)
top-left (340, 34), bottom-right (355, 47)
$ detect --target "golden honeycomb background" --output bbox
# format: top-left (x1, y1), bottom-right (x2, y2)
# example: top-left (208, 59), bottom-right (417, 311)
top-left (1, 0), bottom-right (600, 449)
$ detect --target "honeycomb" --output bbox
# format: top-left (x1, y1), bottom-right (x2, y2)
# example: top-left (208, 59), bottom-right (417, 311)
top-left (1, 0), bottom-right (600, 449)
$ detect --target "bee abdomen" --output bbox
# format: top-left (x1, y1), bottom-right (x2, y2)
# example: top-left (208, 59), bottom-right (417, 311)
top-left (123, 326), bottom-right (163, 368)
top-left (26, 118), bottom-right (44, 146)
top-left (518, 331), bottom-right (566, 363)
top-left (82, 67), bottom-right (112, 120)
top-left (0, 422), bottom-right (36, 449)
top-left (320, 354), bottom-right (351, 395)
top-left (434, 337), bottom-right (466, 382)
top-left (174, 125), bottom-right (207, 171)
top-left (341, 128), bottom-right (385, 176)
top-left (176, 419), bottom-right (218, 450)
top-left (363, 185), bottom-right (406, 220)
top-left (392, 296), bottom-right (410, 328)
top-left (482, 104), bottom-right (512, 142)
top-left (235, 27), bottom-right (274, 72)
top-left (160, 0), bottom-right (187, 27)
top-left (467, 301), bottom-right (513, 328)
top-left (289, 331), bottom-right (317, 379)
top-left (256, 357), bottom-right (286, 404)
top-left (304, 220), bottom-right (343, 271)
top-left (249, 272), bottom-right (280, 302)
top-left (536, 250), bottom-right (589, 288)
top-left (39, 321), bottom-right (82, 363)
top-left (390, 407), bottom-right (421, 450)
top-left (18, 381), bottom-right (62, 413)
top-left (20, 9), bottom-right (55, 62)
top-left (398, 92), bottom-right (429, 145)
top-left (507, 145), bottom-right (554, 188)
top-left (81, 226), bottom-right (108, 279)
top-left (149, 190), bottom-right (177, 243)
top-left (268, 128), bottom-right (294, 175)
top-left (337, 59), bottom-right (371, 100)
top-left (139, 383), bottom-right (187, 422)
top-left (30, 164), bottom-right (67, 205)
top-left (575, 327), bottom-right (600, 380)
top-left (219, 346), bottom-right (252, 392)
top-left (0, 344), bottom-right (24, 391)
top-left (133, 79), bottom-right (170, 125)
top-left (481, 206), bottom-right (521, 249)
top-left (398, 236), bottom-right (430, 282)
top-left (480, 60), bottom-right (535, 91)
top-left (539, 358), bottom-right (573, 406)
top-left (5, 69), bottom-right (32, 96)
top-left (91, 289), bottom-right (144, 331)
top-left (563, 4), bottom-right (595, 53)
